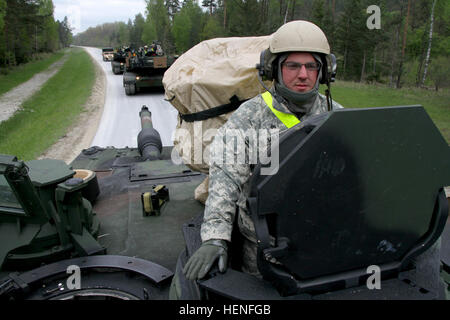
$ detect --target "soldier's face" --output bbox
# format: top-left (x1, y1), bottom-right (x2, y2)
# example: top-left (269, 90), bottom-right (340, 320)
top-left (281, 53), bottom-right (319, 92)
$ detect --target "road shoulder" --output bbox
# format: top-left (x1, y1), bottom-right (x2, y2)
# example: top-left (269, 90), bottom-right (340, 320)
top-left (38, 50), bottom-right (106, 164)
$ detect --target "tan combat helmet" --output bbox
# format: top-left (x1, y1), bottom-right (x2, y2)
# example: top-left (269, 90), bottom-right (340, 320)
top-left (258, 20), bottom-right (335, 85)
top-left (270, 20), bottom-right (330, 55)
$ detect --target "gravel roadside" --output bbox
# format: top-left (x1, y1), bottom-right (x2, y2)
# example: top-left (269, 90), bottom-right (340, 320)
top-left (38, 50), bottom-right (106, 164)
top-left (0, 53), bottom-right (70, 123)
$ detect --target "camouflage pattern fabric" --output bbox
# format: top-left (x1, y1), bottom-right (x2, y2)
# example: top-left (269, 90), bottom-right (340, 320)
top-left (201, 89), bottom-right (343, 274)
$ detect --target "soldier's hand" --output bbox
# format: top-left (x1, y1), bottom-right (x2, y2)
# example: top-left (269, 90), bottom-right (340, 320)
top-left (183, 239), bottom-right (228, 281)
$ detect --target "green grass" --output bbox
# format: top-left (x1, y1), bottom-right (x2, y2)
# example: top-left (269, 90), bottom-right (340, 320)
top-left (322, 81), bottom-right (450, 144)
top-left (0, 51), bottom-right (66, 96)
top-left (0, 48), bottom-right (95, 160)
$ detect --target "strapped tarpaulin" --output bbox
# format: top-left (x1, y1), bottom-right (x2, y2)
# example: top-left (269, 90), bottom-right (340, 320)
top-left (163, 36), bottom-right (272, 174)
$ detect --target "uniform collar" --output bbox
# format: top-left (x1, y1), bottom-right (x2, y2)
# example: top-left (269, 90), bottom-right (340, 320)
top-left (268, 87), bottom-right (294, 114)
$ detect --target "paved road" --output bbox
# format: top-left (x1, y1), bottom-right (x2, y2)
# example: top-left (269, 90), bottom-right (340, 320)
top-left (83, 47), bottom-right (178, 148)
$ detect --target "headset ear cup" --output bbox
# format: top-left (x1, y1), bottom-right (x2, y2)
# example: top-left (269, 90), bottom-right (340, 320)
top-left (262, 49), bottom-right (274, 81)
top-left (329, 53), bottom-right (337, 83)
top-left (260, 49), bottom-right (280, 81)
top-left (319, 54), bottom-right (337, 85)
top-left (257, 49), bottom-right (275, 81)
top-left (257, 50), bottom-right (266, 78)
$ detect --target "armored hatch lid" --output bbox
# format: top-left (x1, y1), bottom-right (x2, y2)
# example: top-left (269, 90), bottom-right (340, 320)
top-left (249, 105), bottom-right (450, 295)
top-left (26, 159), bottom-right (74, 187)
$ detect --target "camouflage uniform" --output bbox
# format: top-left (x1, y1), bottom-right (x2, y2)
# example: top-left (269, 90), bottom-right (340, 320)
top-left (201, 89), bottom-right (343, 276)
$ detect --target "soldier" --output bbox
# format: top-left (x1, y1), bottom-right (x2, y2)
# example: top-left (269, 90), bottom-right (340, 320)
top-left (143, 45), bottom-right (149, 57)
top-left (170, 20), bottom-right (344, 298)
top-left (149, 42), bottom-right (157, 56)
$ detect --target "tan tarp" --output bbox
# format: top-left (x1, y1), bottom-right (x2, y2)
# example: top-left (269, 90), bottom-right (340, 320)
top-left (163, 36), bottom-right (272, 174)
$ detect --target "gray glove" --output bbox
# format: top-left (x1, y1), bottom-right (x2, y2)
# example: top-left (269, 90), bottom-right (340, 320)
top-left (183, 239), bottom-right (228, 281)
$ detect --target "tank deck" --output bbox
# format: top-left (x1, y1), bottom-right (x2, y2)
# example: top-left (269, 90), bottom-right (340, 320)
top-left (71, 146), bottom-right (205, 272)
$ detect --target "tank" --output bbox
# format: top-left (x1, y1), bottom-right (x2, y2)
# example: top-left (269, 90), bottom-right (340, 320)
top-left (110, 47), bottom-right (130, 75)
top-left (0, 105), bottom-right (449, 302)
top-left (123, 43), bottom-right (178, 95)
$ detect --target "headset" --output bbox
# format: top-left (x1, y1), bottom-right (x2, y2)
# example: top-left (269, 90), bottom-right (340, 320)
top-left (256, 48), bottom-right (337, 86)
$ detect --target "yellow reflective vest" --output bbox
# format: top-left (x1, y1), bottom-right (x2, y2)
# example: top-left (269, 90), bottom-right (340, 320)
top-left (261, 91), bottom-right (301, 129)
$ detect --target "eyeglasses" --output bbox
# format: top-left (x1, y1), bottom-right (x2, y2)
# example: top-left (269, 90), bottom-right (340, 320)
top-left (282, 61), bottom-right (321, 72)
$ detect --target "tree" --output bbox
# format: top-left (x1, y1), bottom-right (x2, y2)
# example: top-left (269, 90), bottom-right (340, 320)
top-left (202, 0), bottom-right (217, 15)
top-left (3, 0), bottom-right (53, 65)
top-left (73, 22), bottom-right (131, 48)
top-left (321, 0), bottom-right (336, 50)
top-left (35, 0), bottom-right (59, 52)
top-left (0, 0), bottom-right (6, 31)
top-left (225, 0), bottom-right (266, 36)
top-left (396, 0), bottom-right (411, 88)
top-left (143, 0), bottom-right (170, 49)
top-left (222, 0), bottom-right (227, 27)
top-left (200, 15), bottom-right (224, 41)
top-left (428, 55), bottom-right (450, 91)
top-left (420, 0), bottom-right (437, 87)
top-left (311, 0), bottom-right (325, 29)
top-left (334, 0), bottom-right (367, 81)
top-left (118, 22), bottom-right (130, 45)
top-left (171, 5), bottom-right (190, 52)
top-left (165, 0), bottom-right (180, 21)
top-left (57, 16), bottom-right (73, 48)
top-left (0, 0), bottom-right (6, 67)
top-left (266, 0), bottom-right (284, 33)
top-left (130, 13), bottom-right (146, 47)
top-left (172, 0), bottom-right (204, 53)
top-left (142, 17), bottom-right (156, 44)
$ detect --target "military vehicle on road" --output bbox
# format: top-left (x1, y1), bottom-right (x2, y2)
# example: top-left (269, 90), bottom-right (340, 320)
top-left (111, 47), bottom-right (130, 75)
top-left (123, 43), bottom-right (177, 95)
top-left (102, 48), bottom-right (114, 62)
top-left (0, 105), bottom-right (449, 301)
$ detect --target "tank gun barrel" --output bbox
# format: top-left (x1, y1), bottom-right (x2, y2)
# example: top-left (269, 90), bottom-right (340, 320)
top-left (140, 105), bottom-right (154, 129)
top-left (137, 106), bottom-right (162, 160)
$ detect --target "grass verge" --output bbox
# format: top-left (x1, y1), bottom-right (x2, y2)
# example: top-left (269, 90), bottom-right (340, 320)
top-left (0, 48), bottom-right (95, 160)
top-left (0, 51), bottom-right (66, 96)
top-left (322, 81), bottom-right (450, 144)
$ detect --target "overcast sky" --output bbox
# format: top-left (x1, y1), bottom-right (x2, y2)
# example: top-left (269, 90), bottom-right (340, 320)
top-left (53, 0), bottom-right (148, 35)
